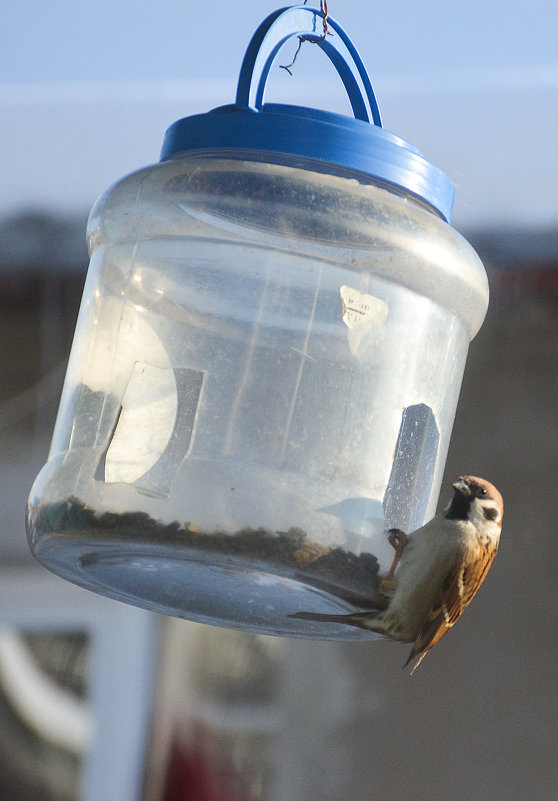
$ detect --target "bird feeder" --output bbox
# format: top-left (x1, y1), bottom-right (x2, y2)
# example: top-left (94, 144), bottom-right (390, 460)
top-left (27, 6), bottom-right (489, 639)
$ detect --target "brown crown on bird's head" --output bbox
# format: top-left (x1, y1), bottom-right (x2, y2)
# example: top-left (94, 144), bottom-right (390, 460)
top-left (459, 476), bottom-right (503, 514)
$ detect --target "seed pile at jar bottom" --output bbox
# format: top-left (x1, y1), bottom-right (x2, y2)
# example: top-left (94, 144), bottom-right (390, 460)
top-left (37, 496), bottom-right (389, 609)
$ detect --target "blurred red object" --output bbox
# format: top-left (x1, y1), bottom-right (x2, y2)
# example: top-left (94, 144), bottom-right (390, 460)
top-left (163, 728), bottom-right (243, 801)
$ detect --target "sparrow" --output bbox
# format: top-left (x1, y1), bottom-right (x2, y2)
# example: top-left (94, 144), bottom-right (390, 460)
top-left (291, 476), bottom-right (503, 674)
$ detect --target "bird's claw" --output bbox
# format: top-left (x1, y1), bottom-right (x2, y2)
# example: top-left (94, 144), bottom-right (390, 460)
top-left (387, 528), bottom-right (408, 554)
top-left (380, 528), bottom-right (408, 596)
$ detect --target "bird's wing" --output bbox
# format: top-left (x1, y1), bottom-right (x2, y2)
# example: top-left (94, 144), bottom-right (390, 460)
top-left (405, 542), bottom-right (498, 668)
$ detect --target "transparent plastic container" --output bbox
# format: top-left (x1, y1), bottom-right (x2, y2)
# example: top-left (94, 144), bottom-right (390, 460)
top-left (26, 7), bottom-right (489, 639)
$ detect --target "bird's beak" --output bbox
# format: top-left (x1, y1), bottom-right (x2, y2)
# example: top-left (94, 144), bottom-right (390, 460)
top-left (452, 478), bottom-right (470, 496)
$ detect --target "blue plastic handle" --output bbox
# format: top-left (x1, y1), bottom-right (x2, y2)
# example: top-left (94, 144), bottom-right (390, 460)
top-left (235, 5), bottom-right (382, 127)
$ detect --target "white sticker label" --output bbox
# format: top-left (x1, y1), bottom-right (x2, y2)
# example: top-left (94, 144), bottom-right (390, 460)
top-left (340, 285), bottom-right (388, 356)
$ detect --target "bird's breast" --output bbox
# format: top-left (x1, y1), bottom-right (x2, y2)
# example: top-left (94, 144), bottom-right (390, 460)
top-left (383, 522), bottom-right (463, 638)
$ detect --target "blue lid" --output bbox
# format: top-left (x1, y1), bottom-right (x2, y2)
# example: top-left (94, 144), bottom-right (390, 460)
top-left (160, 6), bottom-right (454, 222)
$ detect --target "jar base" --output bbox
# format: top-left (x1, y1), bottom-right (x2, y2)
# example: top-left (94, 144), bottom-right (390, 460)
top-left (28, 499), bottom-right (387, 639)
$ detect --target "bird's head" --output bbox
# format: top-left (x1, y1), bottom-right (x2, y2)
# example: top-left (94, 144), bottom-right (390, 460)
top-left (446, 475), bottom-right (503, 528)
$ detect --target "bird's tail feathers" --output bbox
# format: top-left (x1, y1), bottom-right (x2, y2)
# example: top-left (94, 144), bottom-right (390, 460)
top-left (289, 610), bottom-right (386, 633)
top-left (404, 647), bottom-right (428, 675)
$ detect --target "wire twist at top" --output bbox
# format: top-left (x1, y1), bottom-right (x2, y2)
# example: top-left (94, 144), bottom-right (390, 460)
top-left (280, 0), bottom-right (331, 75)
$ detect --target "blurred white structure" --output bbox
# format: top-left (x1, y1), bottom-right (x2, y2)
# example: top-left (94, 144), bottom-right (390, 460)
top-left (0, 567), bottom-right (159, 801)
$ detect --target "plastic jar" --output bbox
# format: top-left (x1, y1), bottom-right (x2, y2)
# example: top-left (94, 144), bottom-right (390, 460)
top-left (27, 7), bottom-right (488, 638)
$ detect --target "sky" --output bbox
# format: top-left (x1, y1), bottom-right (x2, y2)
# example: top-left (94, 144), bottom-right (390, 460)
top-left (2, 0), bottom-right (558, 229)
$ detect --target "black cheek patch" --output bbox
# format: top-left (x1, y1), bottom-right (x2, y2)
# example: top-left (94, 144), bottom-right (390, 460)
top-left (483, 507), bottom-right (499, 521)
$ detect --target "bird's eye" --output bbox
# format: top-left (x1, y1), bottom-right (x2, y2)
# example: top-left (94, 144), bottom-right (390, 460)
top-left (479, 488), bottom-right (487, 496)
